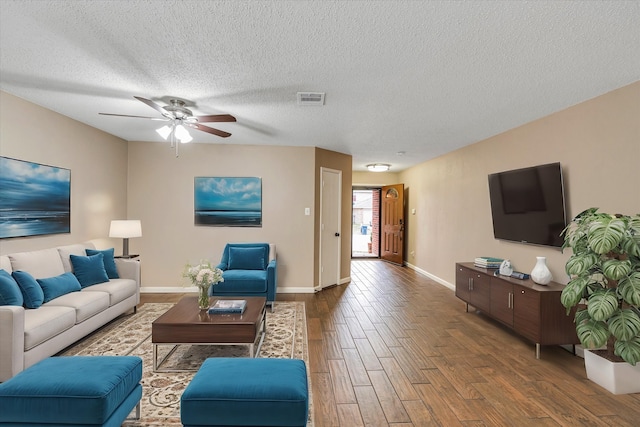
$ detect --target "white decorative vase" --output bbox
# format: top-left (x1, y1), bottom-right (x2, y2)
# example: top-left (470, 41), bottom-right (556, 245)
top-left (530, 256), bottom-right (552, 285)
top-left (584, 350), bottom-right (640, 394)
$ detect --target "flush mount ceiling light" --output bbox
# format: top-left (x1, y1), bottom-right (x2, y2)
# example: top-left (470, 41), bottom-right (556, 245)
top-left (366, 163), bottom-right (391, 172)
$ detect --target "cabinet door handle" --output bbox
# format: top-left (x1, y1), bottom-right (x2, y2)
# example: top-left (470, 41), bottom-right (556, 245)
top-left (470, 278), bottom-right (474, 291)
top-left (508, 292), bottom-right (513, 309)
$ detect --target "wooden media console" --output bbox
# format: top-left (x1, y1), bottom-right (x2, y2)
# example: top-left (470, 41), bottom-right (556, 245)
top-left (455, 262), bottom-right (579, 358)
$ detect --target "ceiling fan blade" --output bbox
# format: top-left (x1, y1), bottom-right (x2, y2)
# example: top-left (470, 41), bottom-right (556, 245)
top-left (191, 123), bottom-right (232, 138)
top-left (134, 96), bottom-right (169, 116)
top-left (196, 114), bottom-right (237, 123)
top-left (99, 113), bottom-right (168, 121)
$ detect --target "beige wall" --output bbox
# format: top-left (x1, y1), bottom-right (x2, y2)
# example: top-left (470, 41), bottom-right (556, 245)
top-left (0, 91), bottom-right (129, 255)
top-left (400, 81), bottom-right (640, 287)
top-left (0, 90), bottom-right (353, 292)
top-left (4, 81), bottom-right (637, 293)
top-left (127, 141), bottom-right (318, 290)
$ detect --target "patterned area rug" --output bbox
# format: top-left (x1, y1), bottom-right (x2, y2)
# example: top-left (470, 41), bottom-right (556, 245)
top-left (62, 301), bottom-right (311, 426)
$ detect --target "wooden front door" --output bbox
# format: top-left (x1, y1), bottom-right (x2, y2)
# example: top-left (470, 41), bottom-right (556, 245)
top-left (381, 184), bottom-right (404, 265)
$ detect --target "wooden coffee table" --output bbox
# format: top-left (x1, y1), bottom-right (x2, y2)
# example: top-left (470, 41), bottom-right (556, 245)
top-left (151, 296), bottom-right (266, 372)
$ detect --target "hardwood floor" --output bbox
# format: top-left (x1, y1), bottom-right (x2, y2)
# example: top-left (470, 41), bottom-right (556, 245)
top-left (140, 260), bottom-right (640, 426)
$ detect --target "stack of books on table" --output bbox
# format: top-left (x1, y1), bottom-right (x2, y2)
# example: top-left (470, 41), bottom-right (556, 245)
top-left (208, 299), bottom-right (247, 314)
top-left (474, 257), bottom-right (504, 269)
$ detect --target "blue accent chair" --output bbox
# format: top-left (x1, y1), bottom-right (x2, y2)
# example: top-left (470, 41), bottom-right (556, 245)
top-left (209, 243), bottom-right (277, 308)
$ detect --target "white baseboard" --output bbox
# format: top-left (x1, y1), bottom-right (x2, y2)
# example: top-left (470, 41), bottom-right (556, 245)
top-left (403, 262), bottom-right (455, 291)
top-left (276, 286), bottom-right (316, 294)
top-left (141, 286), bottom-right (194, 293)
top-left (140, 286), bottom-right (316, 294)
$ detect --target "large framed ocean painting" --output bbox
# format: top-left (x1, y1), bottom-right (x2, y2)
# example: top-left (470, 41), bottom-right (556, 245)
top-left (194, 177), bottom-right (262, 227)
top-left (0, 156), bottom-right (71, 239)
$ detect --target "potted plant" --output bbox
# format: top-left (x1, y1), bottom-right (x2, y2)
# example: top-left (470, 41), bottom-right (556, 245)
top-left (561, 208), bottom-right (640, 394)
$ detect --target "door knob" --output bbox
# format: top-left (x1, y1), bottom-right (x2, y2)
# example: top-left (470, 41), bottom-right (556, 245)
top-left (335, 232), bottom-right (340, 236)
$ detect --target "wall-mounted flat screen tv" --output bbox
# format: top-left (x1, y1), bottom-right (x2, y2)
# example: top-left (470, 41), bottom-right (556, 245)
top-left (488, 162), bottom-right (567, 248)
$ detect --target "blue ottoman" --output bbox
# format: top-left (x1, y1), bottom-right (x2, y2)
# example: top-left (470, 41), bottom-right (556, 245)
top-left (181, 358), bottom-right (309, 427)
top-left (0, 356), bottom-right (142, 427)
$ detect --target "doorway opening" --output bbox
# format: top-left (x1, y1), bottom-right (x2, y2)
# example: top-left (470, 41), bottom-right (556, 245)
top-left (352, 187), bottom-right (380, 258)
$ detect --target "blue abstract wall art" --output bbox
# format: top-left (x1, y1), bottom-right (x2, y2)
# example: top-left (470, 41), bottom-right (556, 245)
top-left (0, 156), bottom-right (71, 239)
top-left (194, 177), bottom-right (262, 227)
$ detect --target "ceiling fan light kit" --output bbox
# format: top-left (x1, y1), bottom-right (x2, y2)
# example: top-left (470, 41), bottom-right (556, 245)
top-left (366, 163), bottom-right (391, 172)
top-left (100, 96), bottom-right (236, 157)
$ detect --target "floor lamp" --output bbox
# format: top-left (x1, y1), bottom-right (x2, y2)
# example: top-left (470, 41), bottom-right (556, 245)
top-left (109, 220), bottom-right (142, 258)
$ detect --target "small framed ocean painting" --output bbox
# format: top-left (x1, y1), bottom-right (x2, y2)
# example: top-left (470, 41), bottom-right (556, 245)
top-left (0, 156), bottom-right (71, 239)
top-left (194, 177), bottom-right (262, 227)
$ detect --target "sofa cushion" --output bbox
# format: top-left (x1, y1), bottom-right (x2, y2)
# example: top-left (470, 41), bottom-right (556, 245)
top-left (0, 255), bottom-right (12, 274)
top-left (23, 306), bottom-right (76, 350)
top-left (12, 270), bottom-right (44, 309)
top-left (70, 253), bottom-right (109, 287)
top-left (45, 290), bottom-right (110, 323)
top-left (81, 279), bottom-right (137, 306)
top-left (36, 272), bottom-right (81, 303)
top-left (215, 270), bottom-right (268, 293)
top-left (228, 247), bottom-right (265, 270)
top-left (57, 244), bottom-right (90, 273)
top-left (0, 269), bottom-right (23, 306)
top-left (8, 248), bottom-right (65, 279)
top-left (86, 248), bottom-right (119, 279)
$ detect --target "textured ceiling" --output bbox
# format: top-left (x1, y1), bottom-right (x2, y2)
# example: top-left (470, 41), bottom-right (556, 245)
top-left (1, 1), bottom-right (638, 171)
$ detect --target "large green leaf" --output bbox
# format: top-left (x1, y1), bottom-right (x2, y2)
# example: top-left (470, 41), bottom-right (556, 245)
top-left (561, 276), bottom-right (589, 310)
top-left (602, 259), bottom-right (631, 280)
top-left (587, 217), bottom-right (626, 254)
top-left (621, 235), bottom-right (640, 258)
top-left (565, 253), bottom-right (599, 276)
top-left (614, 336), bottom-right (640, 366)
top-left (562, 208), bottom-right (599, 251)
top-left (629, 215), bottom-right (640, 235)
top-left (618, 272), bottom-right (640, 306)
top-left (586, 289), bottom-right (619, 321)
top-left (576, 318), bottom-right (609, 348)
top-left (609, 308), bottom-right (640, 341)
top-left (575, 308), bottom-right (590, 325)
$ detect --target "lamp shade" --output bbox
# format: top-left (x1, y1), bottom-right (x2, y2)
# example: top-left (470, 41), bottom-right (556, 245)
top-left (156, 125), bottom-right (172, 140)
top-left (174, 124), bottom-right (193, 143)
top-left (109, 220), bottom-right (142, 238)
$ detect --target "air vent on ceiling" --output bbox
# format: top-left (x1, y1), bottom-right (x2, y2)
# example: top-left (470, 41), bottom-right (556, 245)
top-left (297, 92), bottom-right (325, 106)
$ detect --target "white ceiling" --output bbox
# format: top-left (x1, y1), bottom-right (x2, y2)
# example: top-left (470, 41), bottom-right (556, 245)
top-left (1, 1), bottom-right (638, 171)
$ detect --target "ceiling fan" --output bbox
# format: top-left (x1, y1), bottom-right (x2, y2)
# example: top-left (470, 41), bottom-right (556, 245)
top-left (100, 96), bottom-right (236, 156)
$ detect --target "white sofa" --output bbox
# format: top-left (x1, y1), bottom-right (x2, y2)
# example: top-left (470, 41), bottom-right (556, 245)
top-left (0, 242), bottom-right (140, 382)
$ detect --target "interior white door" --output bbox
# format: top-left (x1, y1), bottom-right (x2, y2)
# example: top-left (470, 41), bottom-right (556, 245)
top-left (320, 167), bottom-right (341, 289)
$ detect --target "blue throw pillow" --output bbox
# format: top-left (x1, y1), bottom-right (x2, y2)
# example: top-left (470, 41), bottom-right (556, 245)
top-left (0, 269), bottom-right (23, 306)
top-left (12, 270), bottom-right (44, 308)
top-left (70, 253), bottom-right (109, 287)
top-left (37, 272), bottom-right (82, 303)
top-left (228, 247), bottom-right (265, 270)
top-left (86, 248), bottom-right (119, 279)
